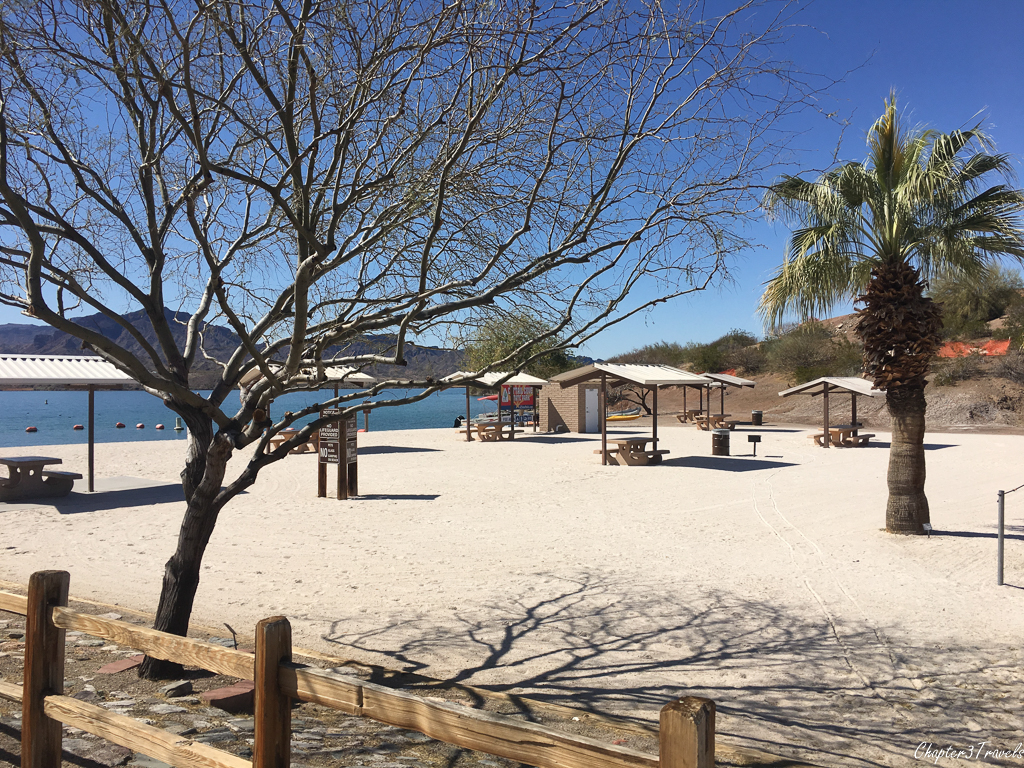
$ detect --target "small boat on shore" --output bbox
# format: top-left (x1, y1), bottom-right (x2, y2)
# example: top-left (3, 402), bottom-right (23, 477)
top-left (606, 407), bottom-right (642, 422)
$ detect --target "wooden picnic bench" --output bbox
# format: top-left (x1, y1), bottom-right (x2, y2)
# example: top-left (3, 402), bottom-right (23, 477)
top-left (694, 414), bottom-right (735, 431)
top-left (808, 426), bottom-right (875, 447)
top-left (676, 409), bottom-right (704, 424)
top-left (266, 430), bottom-right (318, 454)
top-left (475, 422), bottom-right (515, 441)
top-left (594, 438), bottom-right (670, 466)
top-left (0, 457), bottom-right (82, 501)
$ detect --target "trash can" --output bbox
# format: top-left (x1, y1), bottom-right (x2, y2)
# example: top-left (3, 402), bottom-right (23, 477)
top-left (751, 410), bottom-right (763, 426)
top-left (712, 428), bottom-right (730, 456)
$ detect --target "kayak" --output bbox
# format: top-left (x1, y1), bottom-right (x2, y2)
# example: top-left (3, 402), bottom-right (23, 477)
top-left (606, 408), bottom-right (642, 422)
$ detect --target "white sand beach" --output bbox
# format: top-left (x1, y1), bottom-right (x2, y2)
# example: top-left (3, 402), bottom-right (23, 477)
top-left (2, 422), bottom-right (1023, 767)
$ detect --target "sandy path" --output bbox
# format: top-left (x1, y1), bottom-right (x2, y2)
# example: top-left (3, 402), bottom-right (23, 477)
top-left (2, 423), bottom-right (1023, 767)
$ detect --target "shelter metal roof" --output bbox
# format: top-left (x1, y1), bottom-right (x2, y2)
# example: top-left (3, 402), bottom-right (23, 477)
top-left (0, 354), bottom-right (134, 387)
top-left (238, 363), bottom-right (376, 390)
top-left (779, 376), bottom-right (883, 398)
top-left (702, 372), bottom-right (756, 388)
top-left (443, 371), bottom-right (548, 388)
top-left (549, 363), bottom-right (713, 388)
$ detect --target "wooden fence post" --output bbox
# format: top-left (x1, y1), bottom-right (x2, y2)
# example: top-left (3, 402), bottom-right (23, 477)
top-left (254, 616), bottom-right (292, 768)
top-left (659, 697), bottom-right (714, 768)
top-left (22, 570), bottom-right (70, 768)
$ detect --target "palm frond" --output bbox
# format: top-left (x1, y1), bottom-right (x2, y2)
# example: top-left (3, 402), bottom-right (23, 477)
top-left (759, 243), bottom-right (868, 331)
top-left (760, 93), bottom-right (1024, 332)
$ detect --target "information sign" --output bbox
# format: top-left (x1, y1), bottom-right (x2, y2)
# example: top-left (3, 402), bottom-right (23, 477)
top-left (318, 408), bottom-right (358, 499)
top-left (319, 408), bottom-right (341, 464)
top-left (499, 385), bottom-right (535, 409)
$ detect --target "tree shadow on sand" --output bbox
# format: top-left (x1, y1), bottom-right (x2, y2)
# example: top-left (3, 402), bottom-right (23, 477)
top-left (320, 573), bottom-right (1024, 768)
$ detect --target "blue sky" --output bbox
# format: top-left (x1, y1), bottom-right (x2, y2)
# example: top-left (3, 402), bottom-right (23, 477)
top-left (582, 0), bottom-right (1024, 358)
top-left (3, 0), bottom-right (1023, 361)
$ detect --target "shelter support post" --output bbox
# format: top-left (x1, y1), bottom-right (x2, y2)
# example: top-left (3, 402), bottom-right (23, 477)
top-left (652, 386), bottom-right (658, 449)
top-left (720, 385), bottom-right (724, 415)
top-left (533, 386), bottom-right (538, 432)
top-left (338, 417), bottom-right (348, 500)
top-left (823, 383), bottom-right (830, 448)
top-left (683, 386), bottom-right (687, 413)
top-left (600, 374), bottom-right (607, 466)
top-left (851, 395), bottom-right (858, 434)
top-left (87, 385), bottom-right (95, 492)
top-left (465, 388), bottom-right (472, 441)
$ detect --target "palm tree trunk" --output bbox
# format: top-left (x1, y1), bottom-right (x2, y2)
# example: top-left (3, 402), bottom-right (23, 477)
top-left (857, 261), bottom-right (941, 536)
top-left (885, 383), bottom-right (928, 534)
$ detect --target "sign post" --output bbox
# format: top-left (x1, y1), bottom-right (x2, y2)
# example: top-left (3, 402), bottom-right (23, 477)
top-left (500, 384), bottom-right (535, 438)
top-left (318, 408), bottom-right (358, 499)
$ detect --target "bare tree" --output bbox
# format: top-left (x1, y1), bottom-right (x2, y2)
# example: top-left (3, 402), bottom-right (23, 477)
top-left (0, 0), bottom-right (827, 676)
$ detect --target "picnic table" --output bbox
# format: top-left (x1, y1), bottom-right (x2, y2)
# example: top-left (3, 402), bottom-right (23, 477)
top-left (693, 413), bottom-right (735, 431)
top-left (475, 422), bottom-right (515, 441)
top-left (808, 423), bottom-right (875, 447)
top-left (676, 409), bottom-right (704, 424)
top-left (594, 438), bottom-right (670, 466)
top-left (266, 429), bottom-right (317, 454)
top-left (0, 456), bottom-right (82, 501)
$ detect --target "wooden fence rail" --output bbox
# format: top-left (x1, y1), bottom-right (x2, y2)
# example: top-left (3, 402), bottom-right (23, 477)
top-left (0, 571), bottom-right (716, 768)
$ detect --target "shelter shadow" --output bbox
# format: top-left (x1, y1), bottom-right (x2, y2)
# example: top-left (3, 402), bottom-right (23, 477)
top-left (660, 456), bottom-right (797, 472)
top-left (356, 493), bottom-right (440, 501)
top-left (929, 529), bottom-right (1024, 541)
top-left (49, 483), bottom-right (186, 514)
top-left (359, 445), bottom-right (442, 455)
top-left (513, 436), bottom-right (593, 444)
top-left (859, 442), bottom-right (955, 450)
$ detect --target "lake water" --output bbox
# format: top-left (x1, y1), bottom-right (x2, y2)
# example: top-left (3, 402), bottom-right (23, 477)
top-left (0, 388), bottom-right (496, 448)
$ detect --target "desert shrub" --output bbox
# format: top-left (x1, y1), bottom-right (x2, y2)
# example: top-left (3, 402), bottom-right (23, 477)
top-left (609, 341), bottom-right (687, 367)
top-left (612, 329), bottom-right (760, 373)
top-left (932, 352), bottom-right (984, 386)
top-left (932, 266), bottom-right (1024, 339)
top-left (993, 301), bottom-right (1024, 349)
top-left (763, 321), bottom-right (862, 381)
top-left (680, 341), bottom-right (726, 373)
top-left (994, 351), bottom-right (1024, 385)
top-left (725, 344), bottom-right (767, 374)
top-left (715, 329), bottom-right (759, 349)
top-left (677, 328), bottom-right (758, 372)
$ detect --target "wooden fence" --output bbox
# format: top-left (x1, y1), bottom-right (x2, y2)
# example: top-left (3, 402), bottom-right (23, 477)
top-left (0, 570), bottom-right (715, 768)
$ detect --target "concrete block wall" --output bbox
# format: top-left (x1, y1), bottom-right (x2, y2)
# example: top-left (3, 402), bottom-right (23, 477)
top-left (539, 383), bottom-right (598, 432)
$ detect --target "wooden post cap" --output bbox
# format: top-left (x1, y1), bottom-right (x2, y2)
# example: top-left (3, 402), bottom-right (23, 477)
top-left (659, 696), bottom-right (715, 768)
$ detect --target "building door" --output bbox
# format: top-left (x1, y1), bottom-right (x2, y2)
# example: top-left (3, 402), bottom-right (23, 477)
top-left (584, 387), bottom-right (598, 433)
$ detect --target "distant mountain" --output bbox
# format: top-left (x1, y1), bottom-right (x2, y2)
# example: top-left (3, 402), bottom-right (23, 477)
top-left (0, 308), bottom-right (466, 388)
top-left (0, 308), bottom-right (602, 389)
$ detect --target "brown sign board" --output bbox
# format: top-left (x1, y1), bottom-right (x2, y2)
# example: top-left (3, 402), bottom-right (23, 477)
top-left (318, 409), bottom-right (359, 498)
top-left (319, 408), bottom-right (341, 464)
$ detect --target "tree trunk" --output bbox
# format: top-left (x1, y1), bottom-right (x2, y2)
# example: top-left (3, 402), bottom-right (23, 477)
top-left (856, 261), bottom-right (942, 536)
top-left (139, 413), bottom-right (232, 680)
top-left (885, 383), bottom-right (929, 534)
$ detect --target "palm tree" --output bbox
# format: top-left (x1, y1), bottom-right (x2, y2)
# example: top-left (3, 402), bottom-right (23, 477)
top-left (761, 95), bottom-right (1024, 534)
